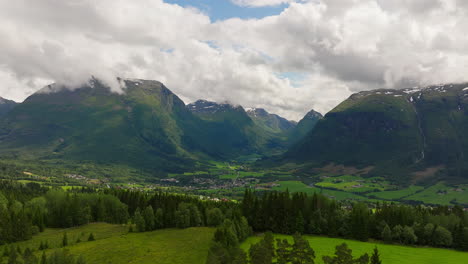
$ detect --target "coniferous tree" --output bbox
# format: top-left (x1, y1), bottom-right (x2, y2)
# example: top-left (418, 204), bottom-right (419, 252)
top-left (62, 232), bottom-right (68, 247)
top-left (88, 233), bottom-right (95, 241)
top-left (143, 206), bottom-right (155, 231)
top-left (349, 203), bottom-right (370, 241)
top-left (323, 243), bottom-right (369, 264)
top-left (294, 212), bottom-right (305, 234)
top-left (290, 233), bottom-right (315, 264)
top-left (276, 239), bottom-right (292, 264)
top-left (370, 247), bottom-right (382, 264)
top-left (134, 208), bottom-right (146, 232)
top-left (249, 240), bottom-right (273, 264)
top-left (154, 208), bottom-right (164, 229)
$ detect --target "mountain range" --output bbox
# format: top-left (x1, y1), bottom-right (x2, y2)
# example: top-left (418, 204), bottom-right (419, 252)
top-left (0, 79), bottom-right (321, 175)
top-left (3, 78), bottom-right (468, 184)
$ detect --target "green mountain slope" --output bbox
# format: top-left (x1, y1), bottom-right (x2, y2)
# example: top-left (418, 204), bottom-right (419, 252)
top-left (0, 79), bottom-right (304, 176)
top-left (187, 100), bottom-right (290, 156)
top-left (288, 109), bottom-right (322, 144)
top-left (245, 108), bottom-right (296, 134)
top-left (285, 83), bottom-right (468, 183)
top-left (0, 79), bottom-right (204, 174)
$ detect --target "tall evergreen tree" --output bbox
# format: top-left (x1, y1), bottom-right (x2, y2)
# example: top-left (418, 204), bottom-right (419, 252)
top-left (62, 232), bottom-right (68, 247)
top-left (143, 206), bottom-right (155, 231)
top-left (290, 233), bottom-right (315, 264)
top-left (370, 247), bottom-right (382, 264)
top-left (134, 208), bottom-right (146, 232)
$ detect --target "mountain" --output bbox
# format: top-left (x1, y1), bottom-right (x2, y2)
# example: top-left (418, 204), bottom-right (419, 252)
top-left (0, 79), bottom-right (298, 176)
top-left (288, 109), bottom-right (322, 144)
top-left (0, 97), bottom-right (17, 117)
top-left (187, 100), bottom-right (289, 156)
top-left (1, 79), bottom-right (287, 174)
top-left (0, 79), bottom-right (209, 174)
top-left (285, 83), bottom-right (468, 184)
top-left (245, 108), bottom-right (296, 134)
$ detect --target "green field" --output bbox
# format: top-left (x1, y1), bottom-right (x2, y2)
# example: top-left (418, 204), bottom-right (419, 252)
top-left (272, 181), bottom-right (369, 201)
top-left (403, 182), bottom-right (468, 205)
top-left (315, 175), bottom-right (392, 193)
top-left (241, 234), bottom-right (468, 264)
top-left (0, 223), bottom-right (215, 264)
top-left (367, 185), bottom-right (424, 200)
top-left (219, 171), bottom-right (265, 179)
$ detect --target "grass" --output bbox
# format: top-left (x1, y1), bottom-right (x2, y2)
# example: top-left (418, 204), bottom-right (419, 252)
top-left (219, 171), bottom-right (265, 179)
top-left (67, 227), bottom-right (214, 264)
top-left (241, 234), bottom-right (468, 264)
top-left (367, 185), bottom-right (424, 200)
top-left (404, 182), bottom-right (468, 205)
top-left (272, 181), bottom-right (369, 201)
top-left (314, 175), bottom-right (391, 193)
top-left (0, 223), bottom-right (215, 264)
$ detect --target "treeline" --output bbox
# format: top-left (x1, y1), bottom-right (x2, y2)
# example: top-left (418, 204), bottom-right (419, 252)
top-left (106, 189), bottom-right (239, 232)
top-left (0, 186), bottom-right (129, 245)
top-left (242, 189), bottom-right (468, 250)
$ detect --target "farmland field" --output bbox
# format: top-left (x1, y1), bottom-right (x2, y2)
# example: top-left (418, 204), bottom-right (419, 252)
top-left (272, 180), bottom-right (370, 201)
top-left (403, 182), bottom-right (468, 205)
top-left (367, 185), bottom-right (424, 200)
top-left (241, 233), bottom-right (468, 264)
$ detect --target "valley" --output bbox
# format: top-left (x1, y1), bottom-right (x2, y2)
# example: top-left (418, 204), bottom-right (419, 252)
top-left (2, 80), bottom-right (468, 264)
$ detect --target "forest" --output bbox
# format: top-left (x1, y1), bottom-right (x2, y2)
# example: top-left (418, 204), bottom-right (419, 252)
top-left (1, 180), bottom-right (468, 263)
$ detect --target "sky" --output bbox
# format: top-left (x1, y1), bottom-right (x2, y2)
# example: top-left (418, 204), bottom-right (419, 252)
top-left (1, 0), bottom-right (468, 120)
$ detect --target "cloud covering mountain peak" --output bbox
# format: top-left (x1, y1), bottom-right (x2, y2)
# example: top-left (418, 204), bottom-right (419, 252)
top-left (1, 0), bottom-right (468, 120)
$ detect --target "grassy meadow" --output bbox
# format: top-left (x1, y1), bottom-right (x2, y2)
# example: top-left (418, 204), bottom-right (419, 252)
top-left (241, 233), bottom-right (468, 264)
top-left (0, 223), bottom-right (215, 264)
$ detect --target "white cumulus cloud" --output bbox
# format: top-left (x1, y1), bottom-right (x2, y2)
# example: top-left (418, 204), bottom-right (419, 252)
top-left (1, 0), bottom-right (468, 120)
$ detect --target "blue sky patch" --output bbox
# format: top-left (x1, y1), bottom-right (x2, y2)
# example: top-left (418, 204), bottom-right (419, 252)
top-left (164, 0), bottom-right (288, 21)
top-left (275, 72), bottom-right (308, 87)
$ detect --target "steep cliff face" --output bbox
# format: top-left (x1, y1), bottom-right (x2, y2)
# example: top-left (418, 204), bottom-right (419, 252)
top-left (285, 84), bottom-right (468, 183)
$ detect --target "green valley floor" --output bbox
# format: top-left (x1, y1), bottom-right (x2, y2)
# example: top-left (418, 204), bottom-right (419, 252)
top-left (241, 234), bottom-right (468, 264)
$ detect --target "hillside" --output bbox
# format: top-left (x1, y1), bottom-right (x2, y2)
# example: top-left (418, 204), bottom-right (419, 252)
top-left (188, 100), bottom-right (291, 156)
top-left (245, 107), bottom-right (296, 134)
top-left (0, 79), bottom-right (303, 177)
top-left (1, 79), bottom-right (280, 175)
top-left (286, 83), bottom-right (468, 184)
top-left (0, 223), bottom-right (214, 264)
top-left (0, 97), bottom-right (16, 117)
top-left (288, 109), bottom-right (322, 144)
top-left (0, 79), bottom-right (207, 175)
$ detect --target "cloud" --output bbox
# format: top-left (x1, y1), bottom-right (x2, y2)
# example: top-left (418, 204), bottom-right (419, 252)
top-left (231, 0), bottom-right (303, 7)
top-left (1, 0), bottom-right (468, 120)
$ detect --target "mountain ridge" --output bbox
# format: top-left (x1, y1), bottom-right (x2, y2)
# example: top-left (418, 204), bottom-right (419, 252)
top-left (285, 82), bottom-right (468, 184)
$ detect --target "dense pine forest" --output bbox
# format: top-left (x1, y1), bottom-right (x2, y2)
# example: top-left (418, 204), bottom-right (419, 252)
top-left (1, 180), bottom-right (468, 263)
